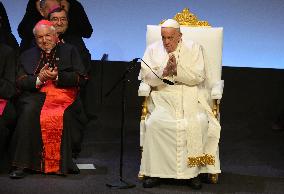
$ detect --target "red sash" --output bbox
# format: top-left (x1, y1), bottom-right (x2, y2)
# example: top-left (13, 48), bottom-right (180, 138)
top-left (0, 99), bottom-right (7, 116)
top-left (40, 81), bottom-right (77, 173)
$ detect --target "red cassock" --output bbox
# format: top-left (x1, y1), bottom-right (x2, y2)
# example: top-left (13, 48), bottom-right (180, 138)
top-left (40, 81), bottom-right (77, 173)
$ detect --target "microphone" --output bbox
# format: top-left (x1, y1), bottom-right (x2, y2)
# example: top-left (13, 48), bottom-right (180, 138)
top-left (135, 58), bottom-right (174, 85)
top-left (132, 58), bottom-right (139, 63)
top-left (101, 53), bottom-right (108, 61)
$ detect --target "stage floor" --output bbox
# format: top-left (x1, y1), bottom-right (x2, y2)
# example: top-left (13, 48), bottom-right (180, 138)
top-left (0, 105), bottom-right (284, 194)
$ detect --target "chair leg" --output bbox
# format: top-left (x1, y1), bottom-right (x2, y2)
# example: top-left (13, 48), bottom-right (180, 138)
top-left (200, 173), bottom-right (219, 184)
top-left (208, 173), bottom-right (219, 184)
top-left (138, 173), bottom-right (145, 180)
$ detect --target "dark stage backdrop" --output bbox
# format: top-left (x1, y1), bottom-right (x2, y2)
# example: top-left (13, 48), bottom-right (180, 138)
top-left (2, 0), bottom-right (284, 69)
top-left (85, 61), bottom-right (284, 130)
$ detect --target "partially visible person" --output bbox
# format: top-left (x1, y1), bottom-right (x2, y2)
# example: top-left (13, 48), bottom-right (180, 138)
top-left (59, 0), bottom-right (93, 39)
top-left (48, 7), bottom-right (91, 71)
top-left (17, 0), bottom-right (60, 53)
top-left (18, 0), bottom-right (93, 54)
top-left (0, 1), bottom-right (17, 164)
top-left (0, 1), bottom-right (19, 50)
top-left (9, 20), bottom-right (87, 179)
top-left (0, 37), bottom-right (17, 161)
top-left (39, 0), bottom-right (60, 18)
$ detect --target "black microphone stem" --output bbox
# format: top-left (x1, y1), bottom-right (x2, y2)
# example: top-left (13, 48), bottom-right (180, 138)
top-left (139, 58), bottom-right (162, 81)
top-left (139, 58), bottom-right (174, 85)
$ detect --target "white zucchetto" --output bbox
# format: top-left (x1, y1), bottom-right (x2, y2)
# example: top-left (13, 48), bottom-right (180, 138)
top-left (161, 19), bottom-right (180, 28)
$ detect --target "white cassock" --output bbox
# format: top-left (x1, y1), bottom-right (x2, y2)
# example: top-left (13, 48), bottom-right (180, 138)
top-left (139, 39), bottom-right (221, 179)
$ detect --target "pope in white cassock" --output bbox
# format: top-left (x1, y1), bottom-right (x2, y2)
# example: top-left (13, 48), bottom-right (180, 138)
top-left (139, 19), bottom-right (221, 190)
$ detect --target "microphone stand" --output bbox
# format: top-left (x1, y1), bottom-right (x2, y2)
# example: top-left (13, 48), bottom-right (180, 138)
top-left (100, 53), bottom-right (108, 105)
top-left (104, 59), bottom-right (138, 189)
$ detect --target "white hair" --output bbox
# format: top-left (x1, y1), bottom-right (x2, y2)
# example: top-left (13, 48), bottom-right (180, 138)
top-left (33, 24), bottom-right (56, 35)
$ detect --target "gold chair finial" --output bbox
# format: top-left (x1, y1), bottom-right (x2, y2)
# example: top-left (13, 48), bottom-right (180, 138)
top-left (161, 8), bottom-right (211, 27)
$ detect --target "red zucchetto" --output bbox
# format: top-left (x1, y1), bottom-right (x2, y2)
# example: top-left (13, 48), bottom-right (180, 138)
top-left (35, 19), bottom-right (54, 27)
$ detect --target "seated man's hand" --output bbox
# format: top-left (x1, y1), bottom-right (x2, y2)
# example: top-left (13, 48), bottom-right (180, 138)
top-left (170, 55), bottom-right (177, 76)
top-left (38, 64), bottom-right (58, 82)
top-left (38, 64), bottom-right (49, 83)
top-left (162, 55), bottom-right (177, 77)
top-left (45, 67), bottom-right (58, 80)
top-left (162, 67), bottom-right (170, 77)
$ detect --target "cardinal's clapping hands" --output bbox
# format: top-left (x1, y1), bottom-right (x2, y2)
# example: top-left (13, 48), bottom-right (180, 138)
top-left (38, 64), bottom-right (58, 83)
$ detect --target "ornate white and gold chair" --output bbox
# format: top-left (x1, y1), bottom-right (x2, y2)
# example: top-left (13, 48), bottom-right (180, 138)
top-left (138, 8), bottom-right (224, 183)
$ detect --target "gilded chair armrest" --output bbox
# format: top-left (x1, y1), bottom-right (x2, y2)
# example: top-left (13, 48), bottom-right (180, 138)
top-left (211, 80), bottom-right (224, 100)
top-left (139, 82), bottom-right (150, 148)
top-left (140, 96), bottom-right (148, 149)
top-left (212, 99), bottom-right (220, 119)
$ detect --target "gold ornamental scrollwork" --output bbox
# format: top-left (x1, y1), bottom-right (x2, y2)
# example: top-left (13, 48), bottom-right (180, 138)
top-left (160, 8), bottom-right (211, 27)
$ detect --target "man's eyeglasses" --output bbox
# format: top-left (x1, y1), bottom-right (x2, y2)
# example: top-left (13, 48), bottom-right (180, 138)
top-left (50, 17), bottom-right (67, 22)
